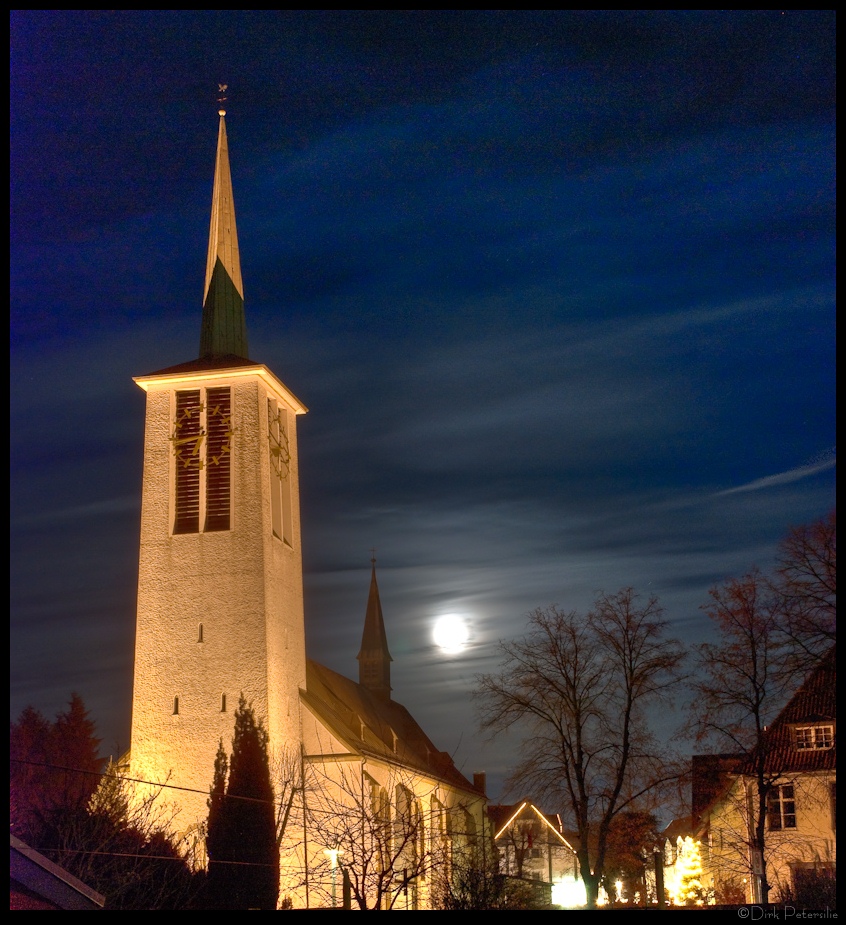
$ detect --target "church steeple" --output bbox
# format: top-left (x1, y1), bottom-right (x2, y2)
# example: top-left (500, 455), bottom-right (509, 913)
top-left (199, 107), bottom-right (248, 359)
top-left (130, 105), bottom-right (307, 833)
top-left (357, 558), bottom-right (393, 700)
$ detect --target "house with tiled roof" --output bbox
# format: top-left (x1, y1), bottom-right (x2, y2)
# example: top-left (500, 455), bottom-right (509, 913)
top-left (487, 800), bottom-right (580, 905)
top-left (695, 646), bottom-right (836, 905)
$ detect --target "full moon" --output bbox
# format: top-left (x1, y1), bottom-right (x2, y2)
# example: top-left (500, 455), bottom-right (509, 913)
top-left (432, 614), bottom-right (470, 654)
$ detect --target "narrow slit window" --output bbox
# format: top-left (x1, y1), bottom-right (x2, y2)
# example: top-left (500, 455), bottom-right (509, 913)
top-left (221, 694), bottom-right (227, 712)
top-left (173, 696), bottom-right (179, 715)
top-left (198, 623), bottom-right (204, 643)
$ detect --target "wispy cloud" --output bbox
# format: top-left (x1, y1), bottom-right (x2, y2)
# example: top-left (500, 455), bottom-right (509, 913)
top-left (715, 451), bottom-right (836, 496)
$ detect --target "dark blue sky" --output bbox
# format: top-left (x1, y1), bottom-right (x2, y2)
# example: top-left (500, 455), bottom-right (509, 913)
top-left (10, 10), bottom-right (835, 801)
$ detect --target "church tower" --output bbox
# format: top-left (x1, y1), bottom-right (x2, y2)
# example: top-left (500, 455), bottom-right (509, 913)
top-left (129, 108), bottom-right (307, 826)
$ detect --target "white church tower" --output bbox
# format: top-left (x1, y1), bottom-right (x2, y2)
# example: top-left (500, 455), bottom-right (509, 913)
top-left (129, 107), bottom-right (307, 827)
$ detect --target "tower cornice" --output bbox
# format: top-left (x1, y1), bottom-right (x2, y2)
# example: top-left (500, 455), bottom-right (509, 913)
top-left (134, 362), bottom-right (308, 414)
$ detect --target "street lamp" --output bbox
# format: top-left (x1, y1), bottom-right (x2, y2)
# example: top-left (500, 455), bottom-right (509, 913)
top-left (324, 847), bottom-right (343, 908)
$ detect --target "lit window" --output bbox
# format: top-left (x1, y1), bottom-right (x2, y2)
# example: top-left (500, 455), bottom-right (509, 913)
top-left (795, 725), bottom-right (834, 750)
top-left (767, 785), bottom-right (796, 830)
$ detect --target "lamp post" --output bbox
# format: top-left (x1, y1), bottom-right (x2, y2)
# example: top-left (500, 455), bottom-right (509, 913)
top-left (325, 847), bottom-right (343, 908)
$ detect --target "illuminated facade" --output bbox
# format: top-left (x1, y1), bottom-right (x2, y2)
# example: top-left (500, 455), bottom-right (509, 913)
top-left (694, 648), bottom-right (836, 905)
top-left (128, 110), bottom-right (486, 908)
top-left (489, 800), bottom-right (581, 906)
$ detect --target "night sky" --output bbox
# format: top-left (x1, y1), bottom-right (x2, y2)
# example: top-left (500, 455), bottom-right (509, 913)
top-left (11, 10), bottom-right (835, 802)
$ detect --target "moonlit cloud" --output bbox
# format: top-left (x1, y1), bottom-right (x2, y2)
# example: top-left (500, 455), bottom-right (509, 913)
top-left (715, 453), bottom-right (837, 496)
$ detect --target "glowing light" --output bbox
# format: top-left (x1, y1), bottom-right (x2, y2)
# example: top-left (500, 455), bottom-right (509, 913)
top-left (552, 876), bottom-right (586, 908)
top-left (324, 847), bottom-right (343, 908)
top-left (432, 614), bottom-right (470, 653)
top-left (665, 836), bottom-right (707, 906)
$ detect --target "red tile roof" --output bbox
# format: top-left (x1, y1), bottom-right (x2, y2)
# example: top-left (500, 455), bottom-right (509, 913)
top-left (741, 644), bottom-right (836, 775)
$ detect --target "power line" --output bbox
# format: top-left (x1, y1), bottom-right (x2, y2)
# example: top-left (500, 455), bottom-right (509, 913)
top-left (11, 757), bottom-right (286, 808)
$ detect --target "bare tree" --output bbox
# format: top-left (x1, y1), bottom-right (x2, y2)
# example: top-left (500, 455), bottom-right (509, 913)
top-left (690, 513), bottom-right (837, 905)
top-left (432, 842), bottom-right (544, 910)
top-left (52, 761), bottom-right (203, 909)
top-left (476, 588), bottom-right (686, 908)
top-left (772, 510), bottom-right (836, 674)
top-left (300, 759), bottom-right (442, 910)
top-left (271, 745), bottom-right (302, 854)
top-left (602, 810), bottom-right (661, 905)
top-left (692, 569), bottom-right (790, 903)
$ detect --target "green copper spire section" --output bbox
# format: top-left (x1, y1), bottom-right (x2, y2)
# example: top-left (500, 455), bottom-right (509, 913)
top-left (199, 111), bottom-right (248, 359)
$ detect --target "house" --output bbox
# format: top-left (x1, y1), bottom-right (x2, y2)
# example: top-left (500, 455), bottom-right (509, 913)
top-left (488, 800), bottom-right (580, 906)
top-left (695, 646), bottom-right (836, 905)
top-left (125, 108), bottom-right (487, 909)
top-left (657, 755), bottom-right (744, 905)
top-left (10, 834), bottom-right (105, 910)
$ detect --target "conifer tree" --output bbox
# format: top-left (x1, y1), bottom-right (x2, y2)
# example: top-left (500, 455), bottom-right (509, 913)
top-left (205, 739), bottom-right (229, 906)
top-left (10, 693), bottom-right (105, 845)
top-left (205, 696), bottom-right (279, 910)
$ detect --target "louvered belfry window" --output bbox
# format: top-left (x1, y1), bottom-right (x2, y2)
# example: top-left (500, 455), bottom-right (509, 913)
top-left (172, 387), bottom-right (232, 534)
top-left (205, 386), bottom-right (232, 531)
top-left (173, 390), bottom-right (203, 534)
top-left (267, 397), bottom-right (293, 544)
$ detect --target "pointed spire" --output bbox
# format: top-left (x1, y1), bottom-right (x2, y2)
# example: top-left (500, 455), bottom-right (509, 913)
top-left (357, 556), bottom-right (393, 700)
top-left (199, 107), bottom-right (249, 359)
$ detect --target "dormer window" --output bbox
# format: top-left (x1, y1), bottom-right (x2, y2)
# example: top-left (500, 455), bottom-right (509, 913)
top-left (795, 724), bottom-right (834, 750)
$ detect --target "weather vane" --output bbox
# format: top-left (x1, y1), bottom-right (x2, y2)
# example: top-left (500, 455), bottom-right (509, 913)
top-left (217, 83), bottom-right (228, 115)
top-left (370, 547), bottom-right (377, 566)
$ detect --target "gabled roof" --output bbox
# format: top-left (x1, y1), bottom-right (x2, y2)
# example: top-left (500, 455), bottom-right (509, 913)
top-left (302, 659), bottom-right (482, 796)
top-left (662, 815), bottom-right (694, 843)
top-left (488, 800), bottom-right (577, 850)
top-left (742, 644), bottom-right (836, 775)
top-left (694, 647), bottom-right (837, 836)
